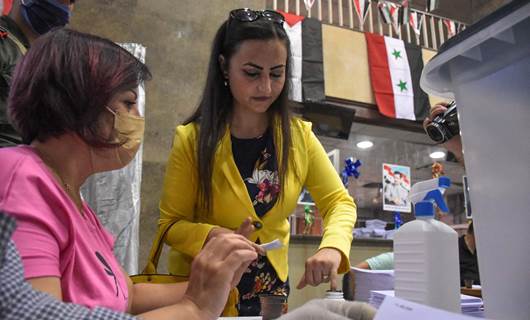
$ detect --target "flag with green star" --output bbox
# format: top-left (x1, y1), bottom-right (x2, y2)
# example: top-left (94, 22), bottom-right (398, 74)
top-left (365, 32), bottom-right (430, 120)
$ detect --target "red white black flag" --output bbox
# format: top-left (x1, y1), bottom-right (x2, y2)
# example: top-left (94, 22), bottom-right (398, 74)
top-left (365, 32), bottom-right (430, 120)
top-left (354, 0), bottom-right (371, 23)
top-left (409, 11), bottom-right (422, 37)
top-left (280, 11), bottom-right (325, 103)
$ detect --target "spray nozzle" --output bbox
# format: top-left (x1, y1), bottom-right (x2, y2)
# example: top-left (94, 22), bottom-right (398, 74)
top-left (423, 189), bottom-right (449, 212)
top-left (409, 176), bottom-right (452, 216)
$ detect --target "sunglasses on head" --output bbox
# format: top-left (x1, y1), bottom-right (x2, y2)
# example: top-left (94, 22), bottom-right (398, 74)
top-left (229, 8), bottom-right (285, 25)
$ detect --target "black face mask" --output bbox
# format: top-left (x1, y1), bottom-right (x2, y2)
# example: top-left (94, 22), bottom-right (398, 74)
top-left (20, 0), bottom-right (70, 35)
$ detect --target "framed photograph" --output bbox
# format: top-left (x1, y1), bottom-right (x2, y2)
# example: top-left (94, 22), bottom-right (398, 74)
top-left (382, 163), bottom-right (411, 212)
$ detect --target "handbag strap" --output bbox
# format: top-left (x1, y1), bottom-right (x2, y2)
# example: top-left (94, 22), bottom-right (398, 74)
top-left (142, 220), bottom-right (179, 274)
top-left (0, 25), bottom-right (28, 55)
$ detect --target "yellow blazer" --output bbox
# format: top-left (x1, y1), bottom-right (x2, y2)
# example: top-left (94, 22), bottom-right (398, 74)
top-left (159, 117), bottom-right (356, 281)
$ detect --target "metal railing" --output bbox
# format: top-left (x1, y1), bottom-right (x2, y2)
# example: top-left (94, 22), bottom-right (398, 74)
top-left (268, 0), bottom-right (466, 50)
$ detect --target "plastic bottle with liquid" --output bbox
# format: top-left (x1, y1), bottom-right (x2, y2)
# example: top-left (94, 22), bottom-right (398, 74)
top-left (325, 290), bottom-right (345, 301)
top-left (393, 176), bottom-right (461, 313)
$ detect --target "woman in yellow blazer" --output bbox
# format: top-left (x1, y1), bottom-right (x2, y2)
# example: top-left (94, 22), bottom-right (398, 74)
top-left (159, 9), bottom-right (356, 316)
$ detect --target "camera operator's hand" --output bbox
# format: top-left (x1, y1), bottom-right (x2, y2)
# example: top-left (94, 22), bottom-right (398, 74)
top-left (424, 103), bottom-right (464, 165)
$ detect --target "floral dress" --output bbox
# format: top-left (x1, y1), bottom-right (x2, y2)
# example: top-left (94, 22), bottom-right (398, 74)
top-left (231, 128), bottom-right (290, 316)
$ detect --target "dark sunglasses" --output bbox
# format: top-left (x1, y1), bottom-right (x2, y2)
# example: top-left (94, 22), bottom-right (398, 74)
top-left (229, 8), bottom-right (285, 26)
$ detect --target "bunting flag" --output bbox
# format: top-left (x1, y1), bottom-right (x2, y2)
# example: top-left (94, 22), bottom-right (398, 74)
top-left (426, 0), bottom-right (439, 12)
top-left (389, 2), bottom-right (401, 33)
top-left (301, 17), bottom-right (325, 102)
top-left (409, 11), bottom-right (422, 36)
top-left (353, 0), bottom-right (371, 23)
top-left (280, 11), bottom-right (325, 103)
top-left (457, 23), bottom-right (465, 33)
top-left (444, 19), bottom-right (456, 37)
top-left (281, 11), bottom-right (304, 102)
top-left (377, 1), bottom-right (392, 24)
top-left (365, 32), bottom-right (430, 120)
top-left (398, 0), bottom-right (410, 26)
top-left (304, 0), bottom-right (316, 11)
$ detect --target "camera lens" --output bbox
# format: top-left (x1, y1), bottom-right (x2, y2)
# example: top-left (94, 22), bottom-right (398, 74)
top-left (426, 123), bottom-right (445, 143)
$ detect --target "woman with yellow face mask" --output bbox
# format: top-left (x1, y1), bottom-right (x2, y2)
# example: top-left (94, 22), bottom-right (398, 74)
top-left (0, 28), bottom-right (261, 320)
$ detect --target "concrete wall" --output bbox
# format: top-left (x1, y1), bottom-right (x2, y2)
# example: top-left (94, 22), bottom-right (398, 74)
top-left (69, 0), bottom-right (265, 272)
top-left (472, 0), bottom-right (512, 22)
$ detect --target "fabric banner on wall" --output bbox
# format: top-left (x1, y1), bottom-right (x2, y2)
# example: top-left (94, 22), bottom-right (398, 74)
top-left (80, 43), bottom-right (146, 274)
top-left (365, 32), bottom-right (429, 120)
top-left (281, 11), bottom-right (304, 102)
top-left (302, 17), bottom-right (325, 102)
top-left (280, 11), bottom-right (325, 103)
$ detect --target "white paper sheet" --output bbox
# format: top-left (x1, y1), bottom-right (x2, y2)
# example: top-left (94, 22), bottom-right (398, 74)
top-left (374, 295), bottom-right (488, 320)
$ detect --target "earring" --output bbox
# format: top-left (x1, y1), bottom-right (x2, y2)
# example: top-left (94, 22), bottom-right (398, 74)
top-left (224, 79), bottom-right (228, 87)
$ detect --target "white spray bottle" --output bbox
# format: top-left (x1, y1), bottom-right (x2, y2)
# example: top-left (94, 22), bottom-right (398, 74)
top-left (394, 176), bottom-right (461, 313)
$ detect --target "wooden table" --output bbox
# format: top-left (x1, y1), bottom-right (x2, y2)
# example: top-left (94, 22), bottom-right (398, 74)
top-left (460, 287), bottom-right (482, 298)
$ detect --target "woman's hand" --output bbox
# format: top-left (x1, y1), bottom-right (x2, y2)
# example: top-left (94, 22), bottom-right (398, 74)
top-left (184, 233), bottom-right (259, 317)
top-left (296, 247), bottom-right (342, 291)
top-left (205, 217), bottom-right (256, 243)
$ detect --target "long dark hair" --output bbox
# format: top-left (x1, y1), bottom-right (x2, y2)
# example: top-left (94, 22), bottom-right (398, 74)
top-left (185, 13), bottom-right (292, 215)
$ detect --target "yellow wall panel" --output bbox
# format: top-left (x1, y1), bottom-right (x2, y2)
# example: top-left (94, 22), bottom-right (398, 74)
top-left (323, 25), bottom-right (448, 109)
top-left (323, 25), bottom-right (375, 104)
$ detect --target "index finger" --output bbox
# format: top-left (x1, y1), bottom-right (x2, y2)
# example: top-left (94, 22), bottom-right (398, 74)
top-left (430, 104), bottom-right (448, 118)
top-left (236, 217), bottom-right (255, 238)
top-left (329, 268), bottom-right (338, 291)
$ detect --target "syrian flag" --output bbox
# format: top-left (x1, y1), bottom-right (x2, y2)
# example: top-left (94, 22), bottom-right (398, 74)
top-left (398, 0), bottom-right (410, 26)
top-left (377, 1), bottom-right (392, 24)
top-left (304, 0), bottom-right (316, 11)
top-left (443, 19), bottom-right (456, 37)
top-left (365, 32), bottom-right (429, 120)
top-left (281, 11), bottom-right (304, 102)
top-left (409, 11), bottom-right (422, 36)
top-left (426, 0), bottom-right (439, 12)
top-left (353, 0), bottom-right (370, 23)
top-left (280, 11), bottom-right (325, 103)
top-left (457, 22), bottom-right (465, 33)
top-left (388, 2), bottom-right (401, 33)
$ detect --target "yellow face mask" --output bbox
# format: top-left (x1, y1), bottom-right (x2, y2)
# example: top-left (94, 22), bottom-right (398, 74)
top-left (105, 106), bottom-right (145, 167)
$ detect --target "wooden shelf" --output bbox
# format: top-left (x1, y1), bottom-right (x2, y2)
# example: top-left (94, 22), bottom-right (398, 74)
top-left (290, 234), bottom-right (393, 247)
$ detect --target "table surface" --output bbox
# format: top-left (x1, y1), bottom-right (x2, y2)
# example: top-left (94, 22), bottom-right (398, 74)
top-left (460, 287), bottom-right (482, 298)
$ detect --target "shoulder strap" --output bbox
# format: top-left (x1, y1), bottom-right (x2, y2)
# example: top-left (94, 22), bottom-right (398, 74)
top-left (142, 220), bottom-right (179, 274)
top-left (0, 25), bottom-right (28, 55)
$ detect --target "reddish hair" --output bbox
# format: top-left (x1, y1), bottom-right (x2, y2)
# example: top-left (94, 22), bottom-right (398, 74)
top-left (8, 28), bottom-right (151, 144)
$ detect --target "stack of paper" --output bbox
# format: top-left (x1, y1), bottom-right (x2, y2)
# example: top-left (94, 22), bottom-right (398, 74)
top-left (351, 267), bottom-right (394, 302)
top-left (354, 220), bottom-right (390, 239)
top-left (369, 290), bottom-right (484, 317)
top-left (373, 295), bottom-right (487, 320)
